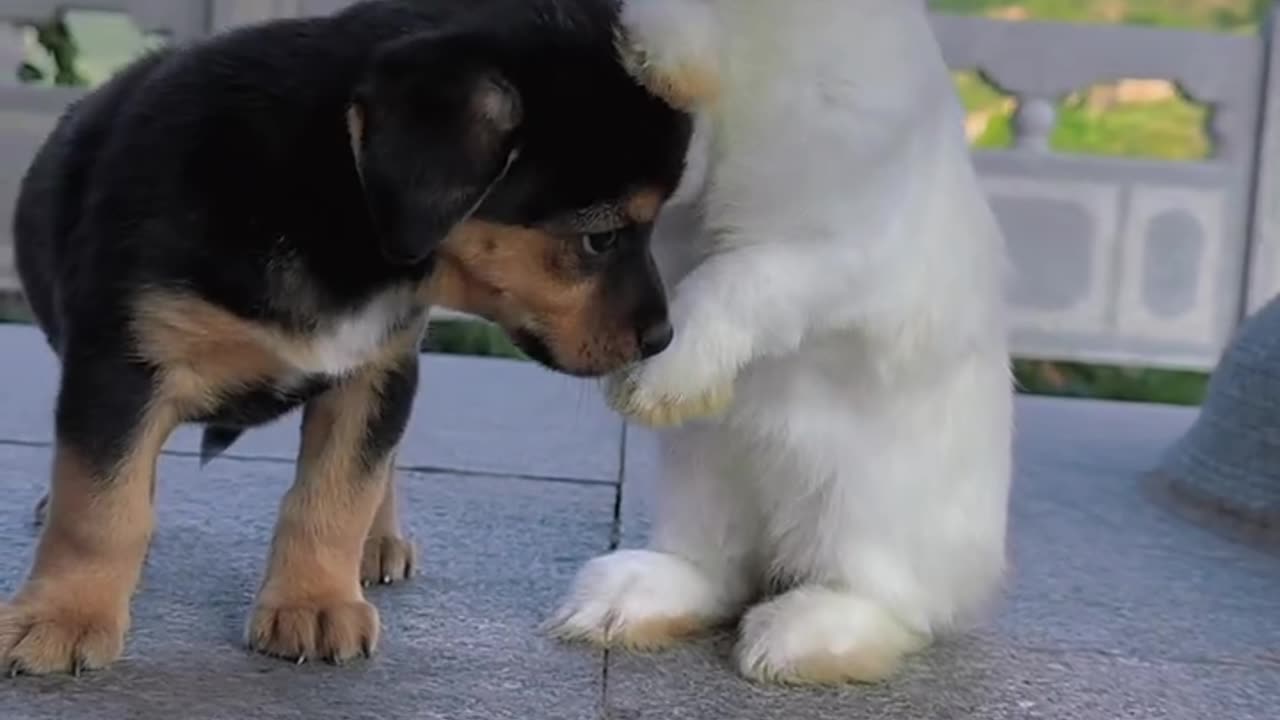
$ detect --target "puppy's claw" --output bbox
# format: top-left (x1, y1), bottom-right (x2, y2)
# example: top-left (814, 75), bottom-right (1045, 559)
top-left (7, 661), bottom-right (21, 679)
top-left (32, 494), bottom-right (48, 528)
top-left (296, 655), bottom-right (306, 666)
top-left (360, 535), bottom-right (416, 587)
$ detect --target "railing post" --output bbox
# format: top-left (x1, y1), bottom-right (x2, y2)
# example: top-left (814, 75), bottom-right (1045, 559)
top-left (1245, 2), bottom-right (1280, 316)
top-left (1012, 96), bottom-right (1057, 152)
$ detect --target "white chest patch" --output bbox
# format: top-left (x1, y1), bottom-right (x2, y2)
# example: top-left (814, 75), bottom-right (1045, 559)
top-left (285, 292), bottom-right (416, 379)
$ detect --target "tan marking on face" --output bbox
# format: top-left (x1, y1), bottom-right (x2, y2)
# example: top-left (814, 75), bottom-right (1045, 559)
top-left (0, 406), bottom-right (180, 674)
top-left (625, 188), bottom-right (665, 224)
top-left (423, 220), bottom-right (586, 319)
top-left (420, 219), bottom-right (647, 375)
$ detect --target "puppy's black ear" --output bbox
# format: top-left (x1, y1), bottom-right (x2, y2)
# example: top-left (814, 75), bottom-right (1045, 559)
top-left (351, 33), bottom-right (522, 265)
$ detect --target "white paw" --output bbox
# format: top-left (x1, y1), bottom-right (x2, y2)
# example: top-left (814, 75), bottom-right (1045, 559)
top-left (605, 361), bottom-right (734, 428)
top-left (605, 290), bottom-right (742, 427)
top-left (736, 586), bottom-right (930, 685)
top-left (617, 0), bottom-right (720, 110)
top-left (547, 550), bottom-right (734, 651)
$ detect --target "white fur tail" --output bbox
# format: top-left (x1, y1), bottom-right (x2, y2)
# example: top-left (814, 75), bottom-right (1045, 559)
top-left (618, 0), bottom-right (721, 110)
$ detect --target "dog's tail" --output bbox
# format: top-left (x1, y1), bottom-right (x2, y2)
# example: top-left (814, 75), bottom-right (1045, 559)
top-left (616, 0), bottom-right (721, 111)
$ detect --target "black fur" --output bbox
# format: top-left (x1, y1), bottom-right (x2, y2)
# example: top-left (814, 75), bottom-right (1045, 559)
top-left (13, 0), bottom-right (692, 472)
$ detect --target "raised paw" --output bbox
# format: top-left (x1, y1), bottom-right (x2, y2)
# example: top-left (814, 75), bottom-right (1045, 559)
top-left (247, 598), bottom-right (379, 665)
top-left (735, 587), bottom-right (930, 685)
top-left (547, 549), bottom-right (734, 651)
top-left (615, 0), bottom-right (720, 111)
top-left (361, 533), bottom-right (416, 587)
top-left (0, 599), bottom-right (129, 676)
top-left (605, 368), bottom-right (734, 428)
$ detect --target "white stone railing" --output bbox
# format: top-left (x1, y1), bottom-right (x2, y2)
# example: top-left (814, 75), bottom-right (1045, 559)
top-left (0, 1), bottom-right (1276, 372)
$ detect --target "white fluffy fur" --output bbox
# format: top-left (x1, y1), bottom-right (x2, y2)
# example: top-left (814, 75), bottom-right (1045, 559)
top-left (550, 0), bottom-right (1013, 685)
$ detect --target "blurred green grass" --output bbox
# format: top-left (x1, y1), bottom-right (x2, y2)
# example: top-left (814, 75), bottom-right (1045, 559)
top-left (930, 0), bottom-right (1265, 32)
top-left (954, 72), bottom-right (1213, 162)
top-left (14, 1), bottom-right (1274, 406)
top-left (423, 318), bottom-right (526, 360)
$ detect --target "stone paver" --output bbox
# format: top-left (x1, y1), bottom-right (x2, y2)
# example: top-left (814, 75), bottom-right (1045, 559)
top-left (603, 637), bottom-right (1280, 720)
top-left (0, 325), bottom-right (1277, 719)
top-left (0, 444), bottom-right (614, 720)
top-left (604, 399), bottom-right (1280, 718)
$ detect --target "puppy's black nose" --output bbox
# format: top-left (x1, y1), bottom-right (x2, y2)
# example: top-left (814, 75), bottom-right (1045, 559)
top-left (638, 320), bottom-right (674, 359)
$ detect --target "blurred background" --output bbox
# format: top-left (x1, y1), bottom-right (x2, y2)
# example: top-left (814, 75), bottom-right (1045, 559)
top-left (1, 0), bottom-right (1276, 407)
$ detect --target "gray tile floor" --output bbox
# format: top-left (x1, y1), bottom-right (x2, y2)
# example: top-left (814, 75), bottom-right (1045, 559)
top-left (0, 324), bottom-right (1276, 719)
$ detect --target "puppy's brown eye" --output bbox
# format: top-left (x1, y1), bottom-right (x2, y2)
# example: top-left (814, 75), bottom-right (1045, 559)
top-left (581, 230), bottom-right (620, 256)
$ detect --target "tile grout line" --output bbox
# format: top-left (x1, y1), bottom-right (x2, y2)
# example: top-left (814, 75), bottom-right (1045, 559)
top-left (609, 421), bottom-right (630, 551)
top-left (0, 438), bottom-right (614, 488)
top-left (599, 420), bottom-right (629, 719)
top-left (1003, 641), bottom-right (1280, 670)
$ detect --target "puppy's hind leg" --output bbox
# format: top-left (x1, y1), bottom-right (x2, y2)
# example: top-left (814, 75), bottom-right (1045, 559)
top-left (1, 345), bottom-right (177, 676)
top-left (736, 587), bottom-right (931, 685)
top-left (247, 350), bottom-right (419, 664)
top-left (735, 357), bottom-right (1013, 685)
top-left (549, 422), bottom-right (760, 651)
top-left (360, 462), bottom-right (417, 588)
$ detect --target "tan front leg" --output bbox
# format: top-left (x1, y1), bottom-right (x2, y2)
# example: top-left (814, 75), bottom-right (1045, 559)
top-left (247, 351), bottom-right (419, 664)
top-left (360, 462), bottom-right (417, 587)
top-left (0, 404), bottom-right (177, 676)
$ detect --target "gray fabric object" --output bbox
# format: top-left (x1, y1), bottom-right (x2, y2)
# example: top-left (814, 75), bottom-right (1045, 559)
top-left (1155, 293), bottom-right (1280, 545)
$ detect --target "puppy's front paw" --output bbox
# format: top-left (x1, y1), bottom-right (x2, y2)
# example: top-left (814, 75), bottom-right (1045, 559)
top-left (361, 533), bottom-right (416, 587)
top-left (735, 587), bottom-right (929, 685)
top-left (606, 363), bottom-right (734, 428)
top-left (0, 595), bottom-right (129, 676)
top-left (616, 0), bottom-right (720, 110)
top-left (607, 283), bottom-right (748, 427)
top-left (547, 550), bottom-right (733, 651)
top-left (616, 35), bottom-right (718, 112)
top-left (247, 597), bottom-right (379, 665)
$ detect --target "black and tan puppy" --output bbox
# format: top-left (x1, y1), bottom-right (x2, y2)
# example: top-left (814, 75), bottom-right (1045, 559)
top-left (2, 0), bottom-right (691, 675)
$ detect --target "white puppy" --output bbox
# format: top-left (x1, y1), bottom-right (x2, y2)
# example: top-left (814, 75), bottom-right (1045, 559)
top-left (549, 0), bottom-right (1013, 685)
